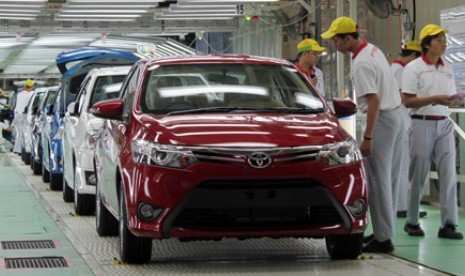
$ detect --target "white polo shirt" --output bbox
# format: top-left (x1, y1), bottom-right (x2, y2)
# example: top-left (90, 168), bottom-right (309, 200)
top-left (390, 60), bottom-right (405, 89)
top-left (351, 42), bottom-right (401, 112)
top-left (14, 89), bottom-right (34, 115)
top-left (402, 56), bottom-right (456, 116)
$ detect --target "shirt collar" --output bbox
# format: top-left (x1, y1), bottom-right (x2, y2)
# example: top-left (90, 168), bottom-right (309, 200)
top-left (352, 41), bottom-right (368, 60)
top-left (392, 59), bottom-right (406, 67)
top-left (294, 62), bottom-right (311, 77)
top-left (421, 54), bottom-right (444, 66)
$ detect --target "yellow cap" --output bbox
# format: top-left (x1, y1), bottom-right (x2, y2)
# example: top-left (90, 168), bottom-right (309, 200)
top-left (321, 16), bottom-right (357, 39)
top-left (24, 79), bottom-right (34, 88)
top-left (297, 38), bottom-right (326, 53)
top-left (419, 24), bottom-right (448, 42)
top-left (404, 40), bottom-right (421, 52)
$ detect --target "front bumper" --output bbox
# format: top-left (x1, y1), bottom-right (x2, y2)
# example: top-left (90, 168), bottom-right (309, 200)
top-left (123, 158), bottom-right (367, 240)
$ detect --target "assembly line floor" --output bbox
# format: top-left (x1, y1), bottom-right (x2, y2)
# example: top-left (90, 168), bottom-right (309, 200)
top-left (0, 151), bottom-right (464, 275)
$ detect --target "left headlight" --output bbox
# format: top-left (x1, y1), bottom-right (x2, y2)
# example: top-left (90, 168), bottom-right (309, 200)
top-left (318, 139), bottom-right (361, 166)
top-left (131, 140), bottom-right (198, 169)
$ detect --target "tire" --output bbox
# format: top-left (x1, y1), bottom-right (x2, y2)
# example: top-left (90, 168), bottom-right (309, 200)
top-left (32, 159), bottom-right (42, 175)
top-left (42, 163), bottom-right (50, 183)
top-left (75, 192), bottom-right (95, 216)
top-left (24, 152), bottom-right (31, 165)
top-left (325, 233), bottom-right (363, 260)
top-left (62, 178), bottom-right (74, 202)
top-left (21, 148), bottom-right (27, 163)
top-left (119, 184), bottom-right (152, 264)
top-left (74, 169), bottom-right (95, 215)
top-left (96, 186), bottom-right (118, 236)
top-left (30, 155), bottom-right (34, 169)
top-left (50, 172), bottom-right (63, 191)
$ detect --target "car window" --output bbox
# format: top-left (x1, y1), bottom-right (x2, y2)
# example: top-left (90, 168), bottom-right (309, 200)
top-left (31, 92), bottom-right (45, 115)
top-left (121, 65), bottom-right (141, 117)
top-left (75, 76), bottom-right (92, 115)
top-left (89, 75), bottom-right (126, 108)
top-left (140, 63), bottom-right (323, 114)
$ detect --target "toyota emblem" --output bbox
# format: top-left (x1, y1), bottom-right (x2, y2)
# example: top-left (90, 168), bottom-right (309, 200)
top-left (248, 152), bottom-right (271, 168)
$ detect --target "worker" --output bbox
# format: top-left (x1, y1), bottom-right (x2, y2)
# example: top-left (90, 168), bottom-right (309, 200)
top-left (390, 40), bottom-right (428, 218)
top-left (402, 24), bottom-right (463, 239)
top-left (322, 16), bottom-right (406, 253)
top-left (295, 38), bottom-right (326, 97)
top-left (12, 79), bottom-right (34, 154)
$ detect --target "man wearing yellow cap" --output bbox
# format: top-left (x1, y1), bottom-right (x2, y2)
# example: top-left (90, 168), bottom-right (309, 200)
top-left (390, 41), bottom-right (427, 219)
top-left (13, 79), bottom-right (35, 154)
top-left (295, 38), bottom-right (326, 97)
top-left (322, 16), bottom-right (407, 253)
top-left (402, 24), bottom-right (463, 240)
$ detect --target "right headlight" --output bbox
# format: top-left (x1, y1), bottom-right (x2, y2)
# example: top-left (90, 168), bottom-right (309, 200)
top-left (131, 140), bottom-right (198, 169)
top-left (317, 139), bottom-right (362, 166)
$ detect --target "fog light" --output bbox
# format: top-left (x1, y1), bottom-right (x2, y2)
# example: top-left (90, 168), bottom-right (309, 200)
top-left (138, 202), bottom-right (163, 221)
top-left (88, 173), bottom-right (97, 186)
top-left (347, 199), bottom-right (366, 217)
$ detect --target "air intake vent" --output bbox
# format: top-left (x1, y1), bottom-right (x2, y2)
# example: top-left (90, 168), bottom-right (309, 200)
top-left (1, 240), bottom-right (56, 250)
top-left (4, 257), bottom-right (68, 269)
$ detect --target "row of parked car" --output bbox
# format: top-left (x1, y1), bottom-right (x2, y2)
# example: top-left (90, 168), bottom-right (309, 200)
top-left (17, 48), bottom-right (369, 264)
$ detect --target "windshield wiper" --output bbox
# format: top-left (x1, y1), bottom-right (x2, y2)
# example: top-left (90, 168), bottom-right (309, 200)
top-left (251, 107), bottom-right (326, 114)
top-left (165, 107), bottom-right (325, 116)
top-left (166, 107), bottom-right (248, 116)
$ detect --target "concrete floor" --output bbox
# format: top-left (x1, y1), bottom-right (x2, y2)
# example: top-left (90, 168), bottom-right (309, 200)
top-left (1, 151), bottom-right (462, 275)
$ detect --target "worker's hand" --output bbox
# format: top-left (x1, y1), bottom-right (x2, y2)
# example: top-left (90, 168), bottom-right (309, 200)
top-left (449, 99), bottom-right (464, 107)
top-left (434, 94), bottom-right (454, 106)
top-left (360, 139), bottom-right (372, 158)
top-left (310, 74), bottom-right (318, 87)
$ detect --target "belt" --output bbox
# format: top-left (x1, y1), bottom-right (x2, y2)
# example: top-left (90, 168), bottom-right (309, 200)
top-left (411, 115), bottom-right (447, 121)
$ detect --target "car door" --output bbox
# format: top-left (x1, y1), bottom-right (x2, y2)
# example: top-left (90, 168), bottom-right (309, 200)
top-left (63, 75), bottom-right (92, 186)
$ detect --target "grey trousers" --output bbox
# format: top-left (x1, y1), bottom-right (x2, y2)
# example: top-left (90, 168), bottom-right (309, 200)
top-left (366, 107), bottom-right (406, 242)
top-left (407, 118), bottom-right (458, 226)
top-left (397, 104), bottom-right (412, 212)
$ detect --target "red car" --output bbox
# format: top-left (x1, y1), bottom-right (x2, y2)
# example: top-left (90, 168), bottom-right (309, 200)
top-left (91, 55), bottom-right (367, 263)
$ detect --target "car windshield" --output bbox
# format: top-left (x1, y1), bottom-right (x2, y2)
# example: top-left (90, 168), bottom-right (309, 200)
top-left (140, 63), bottom-right (325, 115)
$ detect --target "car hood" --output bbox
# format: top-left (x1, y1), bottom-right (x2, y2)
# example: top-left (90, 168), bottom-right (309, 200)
top-left (136, 113), bottom-right (350, 147)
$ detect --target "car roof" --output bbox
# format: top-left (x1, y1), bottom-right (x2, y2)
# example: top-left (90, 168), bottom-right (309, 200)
top-left (142, 54), bottom-right (293, 67)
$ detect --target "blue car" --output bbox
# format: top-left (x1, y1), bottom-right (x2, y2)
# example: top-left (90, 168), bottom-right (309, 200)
top-left (42, 47), bottom-right (139, 191)
top-left (31, 86), bottom-right (60, 175)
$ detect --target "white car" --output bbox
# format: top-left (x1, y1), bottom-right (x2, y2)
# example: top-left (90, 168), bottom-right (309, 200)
top-left (21, 87), bottom-right (47, 165)
top-left (63, 66), bottom-right (131, 215)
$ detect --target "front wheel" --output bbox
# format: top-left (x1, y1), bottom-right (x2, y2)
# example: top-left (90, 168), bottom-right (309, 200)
top-left (50, 172), bottom-right (63, 191)
top-left (119, 184), bottom-right (152, 264)
top-left (42, 162), bottom-right (50, 183)
top-left (74, 181), bottom-right (95, 216)
top-left (32, 158), bottom-right (42, 175)
top-left (325, 233), bottom-right (363, 260)
top-left (96, 185), bottom-right (118, 236)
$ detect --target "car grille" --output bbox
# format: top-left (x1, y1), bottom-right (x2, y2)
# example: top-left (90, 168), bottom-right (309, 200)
top-left (171, 179), bottom-right (343, 230)
top-left (192, 146), bottom-right (321, 166)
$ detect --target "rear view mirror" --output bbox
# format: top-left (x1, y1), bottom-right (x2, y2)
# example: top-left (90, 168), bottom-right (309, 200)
top-left (332, 98), bottom-right (357, 118)
top-left (90, 98), bottom-right (124, 120)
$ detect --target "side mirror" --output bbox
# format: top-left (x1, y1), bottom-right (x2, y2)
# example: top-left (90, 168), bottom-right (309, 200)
top-left (332, 98), bottom-right (357, 118)
top-left (67, 102), bottom-right (77, 115)
top-left (90, 98), bottom-right (124, 120)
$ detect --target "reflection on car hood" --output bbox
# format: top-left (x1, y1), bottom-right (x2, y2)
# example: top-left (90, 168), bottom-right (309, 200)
top-left (137, 113), bottom-right (349, 147)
